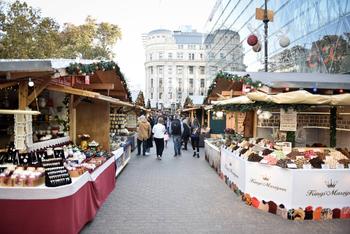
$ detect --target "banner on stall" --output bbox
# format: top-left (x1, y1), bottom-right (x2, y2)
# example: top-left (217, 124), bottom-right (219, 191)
top-left (280, 109), bottom-right (297, 131)
top-left (221, 148), bottom-right (246, 191)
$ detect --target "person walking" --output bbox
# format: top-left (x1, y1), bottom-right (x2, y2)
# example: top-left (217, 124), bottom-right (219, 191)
top-left (152, 117), bottom-right (166, 160)
top-left (170, 115), bottom-right (183, 157)
top-left (182, 117), bottom-right (191, 150)
top-left (191, 118), bottom-right (201, 158)
top-left (136, 115), bottom-right (151, 156)
top-left (145, 115), bottom-right (154, 155)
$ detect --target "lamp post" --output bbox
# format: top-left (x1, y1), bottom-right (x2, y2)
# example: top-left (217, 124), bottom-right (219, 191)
top-left (263, 0), bottom-right (269, 72)
top-left (256, 0), bottom-right (274, 72)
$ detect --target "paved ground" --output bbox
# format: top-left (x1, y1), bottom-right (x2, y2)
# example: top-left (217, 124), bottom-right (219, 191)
top-left (81, 141), bottom-right (350, 234)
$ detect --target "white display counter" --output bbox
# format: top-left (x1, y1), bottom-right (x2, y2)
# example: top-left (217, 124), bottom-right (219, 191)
top-left (221, 147), bottom-right (350, 210)
top-left (204, 140), bottom-right (221, 173)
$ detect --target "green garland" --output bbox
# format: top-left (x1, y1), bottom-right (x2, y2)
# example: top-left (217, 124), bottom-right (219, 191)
top-left (213, 101), bottom-right (311, 112)
top-left (286, 131), bottom-right (295, 147)
top-left (204, 71), bottom-right (265, 103)
top-left (66, 61), bottom-right (132, 101)
top-left (330, 107), bottom-right (337, 147)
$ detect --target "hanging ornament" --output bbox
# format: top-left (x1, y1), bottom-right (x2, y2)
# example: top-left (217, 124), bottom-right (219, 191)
top-left (252, 42), bottom-right (262, 52)
top-left (247, 34), bottom-right (258, 46)
top-left (279, 35), bottom-right (290, 48)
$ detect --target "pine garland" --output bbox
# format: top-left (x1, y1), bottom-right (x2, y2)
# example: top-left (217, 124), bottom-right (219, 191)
top-left (213, 101), bottom-right (311, 112)
top-left (135, 91), bottom-right (145, 107)
top-left (183, 96), bottom-right (193, 108)
top-left (204, 71), bottom-right (265, 103)
top-left (66, 61), bottom-right (132, 101)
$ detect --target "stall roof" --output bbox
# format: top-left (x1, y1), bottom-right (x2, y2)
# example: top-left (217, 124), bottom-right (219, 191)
top-left (213, 90), bottom-right (350, 106)
top-left (0, 59), bottom-right (97, 72)
top-left (225, 71), bottom-right (350, 90)
top-left (47, 84), bottom-right (134, 107)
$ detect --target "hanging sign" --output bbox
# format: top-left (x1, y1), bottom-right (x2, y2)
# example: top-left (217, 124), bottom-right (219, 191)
top-left (280, 109), bottom-right (297, 131)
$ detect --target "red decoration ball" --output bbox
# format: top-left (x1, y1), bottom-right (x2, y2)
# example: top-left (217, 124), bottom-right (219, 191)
top-left (247, 34), bottom-right (258, 46)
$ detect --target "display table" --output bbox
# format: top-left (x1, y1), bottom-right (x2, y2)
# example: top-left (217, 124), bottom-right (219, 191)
top-left (0, 156), bottom-right (116, 234)
top-left (112, 143), bottom-right (131, 177)
top-left (220, 147), bottom-right (350, 210)
top-left (204, 139), bottom-right (221, 173)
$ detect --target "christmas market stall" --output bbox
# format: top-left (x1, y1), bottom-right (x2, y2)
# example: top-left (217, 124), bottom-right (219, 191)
top-left (210, 71), bottom-right (350, 221)
top-left (203, 72), bottom-right (264, 173)
top-left (0, 59), bottom-right (134, 234)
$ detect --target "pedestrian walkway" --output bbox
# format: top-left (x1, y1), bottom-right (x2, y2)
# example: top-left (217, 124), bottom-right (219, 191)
top-left (81, 141), bottom-right (350, 234)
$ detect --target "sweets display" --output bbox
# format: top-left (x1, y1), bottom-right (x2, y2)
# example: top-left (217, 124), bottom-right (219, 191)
top-left (0, 166), bottom-right (45, 187)
top-left (223, 137), bottom-right (350, 169)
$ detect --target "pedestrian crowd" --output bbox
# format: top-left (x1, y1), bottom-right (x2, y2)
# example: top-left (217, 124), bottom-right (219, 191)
top-left (136, 112), bottom-right (202, 160)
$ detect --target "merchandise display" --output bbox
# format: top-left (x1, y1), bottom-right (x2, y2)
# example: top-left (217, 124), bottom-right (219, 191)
top-left (110, 113), bottom-right (129, 135)
top-left (42, 158), bottom-right (71, 187)
top-left (218, 137), bottom-right (350, 221)
top-left (0, 165), bottom-right (45, 187)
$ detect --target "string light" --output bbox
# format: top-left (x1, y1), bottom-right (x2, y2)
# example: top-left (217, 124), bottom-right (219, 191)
top-left (285, 87), bottom-right (289, 91)
top-left (28, 78), bottom-right (34, 87)
top-left (339, 89), bottom-right (344, 93)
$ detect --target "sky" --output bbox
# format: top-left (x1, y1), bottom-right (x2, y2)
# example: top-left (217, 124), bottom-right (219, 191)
top-left (22, 0), bottom-right (217, 92)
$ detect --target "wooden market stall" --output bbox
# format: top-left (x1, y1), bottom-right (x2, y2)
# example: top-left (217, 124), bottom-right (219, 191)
top-left (0, 59), bottom-right (134, 234)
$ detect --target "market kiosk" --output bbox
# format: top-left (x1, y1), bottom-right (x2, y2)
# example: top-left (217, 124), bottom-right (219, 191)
top-left (205, 71), bottom-right (350, 220)
top-left (0, 59), bottom-right (134, 233)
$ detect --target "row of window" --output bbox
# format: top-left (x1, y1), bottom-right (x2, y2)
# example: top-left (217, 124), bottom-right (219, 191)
top-left (150, 78), bottom-right (206, 89)
top-left (149, 89), bottom-right (206, 100)
top-left (149, 52), bottom-right (205, 61)
top-left (148, 51), bottom-right (240, 61)
top-left (149, 66), bottom-right (207, 75)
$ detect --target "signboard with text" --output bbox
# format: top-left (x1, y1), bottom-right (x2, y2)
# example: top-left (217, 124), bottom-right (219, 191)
top-left (280, 109), bottom-right (297, 131)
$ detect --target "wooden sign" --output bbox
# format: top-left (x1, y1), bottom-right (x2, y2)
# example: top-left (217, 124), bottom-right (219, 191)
top-left (256, 8), bottom-right (274, 22)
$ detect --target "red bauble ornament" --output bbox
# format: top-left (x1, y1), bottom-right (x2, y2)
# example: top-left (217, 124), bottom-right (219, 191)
top-left (247, 34), bottom-right (258, 46)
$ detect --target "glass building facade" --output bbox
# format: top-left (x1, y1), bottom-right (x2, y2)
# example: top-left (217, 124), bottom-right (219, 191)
top-left (205, 0), bottom-right (350, 75)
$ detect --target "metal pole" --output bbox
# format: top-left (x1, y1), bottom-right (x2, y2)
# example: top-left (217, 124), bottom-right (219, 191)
top-left (263, 0), bottom-right (269, 72)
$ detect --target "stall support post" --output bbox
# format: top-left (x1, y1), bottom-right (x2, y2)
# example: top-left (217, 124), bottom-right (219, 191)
top-left (330, 106), bottom-right (337, 147)
top-left (207, 110), bottom-right (211, 129)
top-left (201, 108), bottom-right (204, 126)
top-left (18, 81), bottom-right (28, 110)
top-left (69, 94), bottom-right (77, 144)
top-left (253, 110), bottom-right (257, 137)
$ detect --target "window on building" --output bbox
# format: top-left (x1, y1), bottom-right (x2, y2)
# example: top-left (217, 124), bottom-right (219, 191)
top-left (149, 53), bottom-right (153, 60)
top-left (151, 93), bottom-right (153, 99)
top-left (150, 66), bottom-right (153, 75)
top-left (169, 92), bottom-right (172, 99)
top-left (158, 66), bottom-right (163, 74)
top-left (176, 66), bottom-right (183, 75)
top-left (206, 44), bottom-right (210, 49)
top-left (168, 66), bottom-right (172, 74)
top-left (200, 79), bottom-right (205, 88)
top-left (189, 66), bottom-right (194, 74)
top-left (159, 52), bottom-right (164, 59)
top-left (159, 92), bottom-right (162, 99)
top-left (178, 44), bottom-right (183, 49)
top-left (188, 44), bottom-right (196, 49)
top-left (189, 78), bottom-right (193, 88)
top-left (177, 52), bottom-right (183, 59)
top-left (200, 53), bottom-right (203, 59)
top-left (189, 92), bottom-right (193, 96)
top-left (168, 53), bottom-right (173, 59)
top-left (159, 78), bottom-right (163, 87)
top-left (151, 79), bottom-right (154, 88)
top-left (188, 53), bottom-right (194, 60)
top-left (220, 53), bottom-right (225, 59)
top-left (200, 91), bottom-right (204, 95)
top-left (200, 66), bottom-right (205, 74)
top-left (168, 77), bottom-right (172, 84)
top-left (209, 52), bottom-right (215, 59)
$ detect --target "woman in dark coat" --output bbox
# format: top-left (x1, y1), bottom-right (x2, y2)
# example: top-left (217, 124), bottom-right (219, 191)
top-left (146, 115), bottom-right (154, 154)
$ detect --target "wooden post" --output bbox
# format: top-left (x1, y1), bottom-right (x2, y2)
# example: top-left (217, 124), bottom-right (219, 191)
top-left (18, 81), bottom-right (28, 110)
top-left (253, 110), bottom-right (257, 137)
top-left (201, 108), bottom-right (204, 126)
top-left (190, 110), bottom-right (194, 121)
top-left (69, 95), bottom-right (77, 144)
top-left (234, 112), bottom-right (238, 132)
top-left (207, 110), bottom-right (211, 128)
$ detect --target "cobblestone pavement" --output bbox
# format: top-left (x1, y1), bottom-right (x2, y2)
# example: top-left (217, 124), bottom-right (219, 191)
top-left (81, 141), bottom-right (350, 234)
